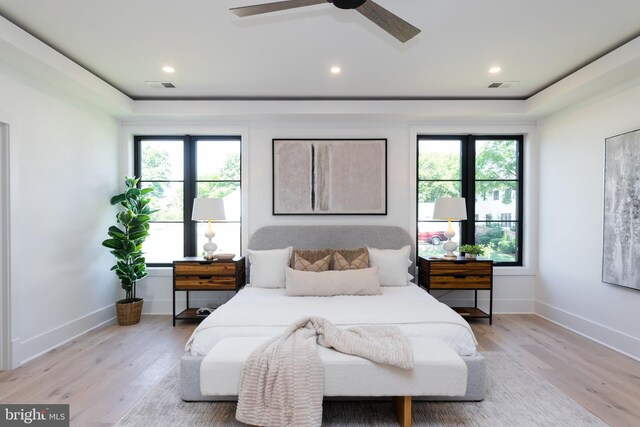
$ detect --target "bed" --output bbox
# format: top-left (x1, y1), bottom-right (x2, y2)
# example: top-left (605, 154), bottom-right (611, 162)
top-left (180, 225), bottom-right (486, 401)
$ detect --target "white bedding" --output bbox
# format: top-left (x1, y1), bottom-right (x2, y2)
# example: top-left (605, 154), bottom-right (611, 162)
top-left (186, 283), bottom-right (478, 357)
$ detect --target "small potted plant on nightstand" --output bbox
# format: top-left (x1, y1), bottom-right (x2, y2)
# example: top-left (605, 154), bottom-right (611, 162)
top-left (102, 177), bottom-right (156, 326)
top-left (459, 244), bottom-right (485, 260)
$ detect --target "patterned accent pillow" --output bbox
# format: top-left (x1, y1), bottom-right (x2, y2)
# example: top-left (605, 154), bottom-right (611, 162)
top-left (329, 247), bottom-right (369, 270)
top-left (291, 248), bottom-right (332, 267)
top-left (333, 251), bottom-right (369, 270)
top-left (294, 253), bottom-right (331, 272)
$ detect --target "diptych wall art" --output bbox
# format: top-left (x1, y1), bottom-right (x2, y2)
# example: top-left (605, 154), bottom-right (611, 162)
top-left (273, 139), bottom-right (387, 215)
top-left (602, 128), bottom-right (640, 291)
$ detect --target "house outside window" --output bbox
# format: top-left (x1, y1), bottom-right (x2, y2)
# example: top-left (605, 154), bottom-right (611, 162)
top-left (500, 213), bottom-right (513, 227)
top-left (417, 135), bottom-right (523, 265)
top-left (134, 135), bottom-right (242, 266)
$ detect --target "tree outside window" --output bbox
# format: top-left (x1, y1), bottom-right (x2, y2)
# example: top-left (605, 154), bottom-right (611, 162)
top-left (135, 135), bottom-right (242, 266)
top-left (417, 135), bottom-right (523, 265)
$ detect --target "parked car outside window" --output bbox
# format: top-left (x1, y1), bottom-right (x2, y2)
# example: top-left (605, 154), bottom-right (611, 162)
top-left (417, 230), bottom-right (447, 245)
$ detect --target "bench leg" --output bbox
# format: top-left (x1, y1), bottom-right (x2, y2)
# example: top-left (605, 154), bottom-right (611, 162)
top-left (392, 395), bottom-right (411, 427)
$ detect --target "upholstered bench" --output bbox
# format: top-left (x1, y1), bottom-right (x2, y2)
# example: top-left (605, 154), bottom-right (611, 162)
top-left (199, 336), bottom-right (468, 427)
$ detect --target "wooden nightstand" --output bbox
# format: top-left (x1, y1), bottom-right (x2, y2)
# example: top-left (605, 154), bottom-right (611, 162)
top-left (172, 257), bottom-right (246, 326)
top-left (418, 257), bottom-right (493, 324)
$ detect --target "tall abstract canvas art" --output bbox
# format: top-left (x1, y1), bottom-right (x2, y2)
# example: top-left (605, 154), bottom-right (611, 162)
top-left (602, 128), bottom-right (640, 291)
top-left (273, 139), bottom-right (387, 215)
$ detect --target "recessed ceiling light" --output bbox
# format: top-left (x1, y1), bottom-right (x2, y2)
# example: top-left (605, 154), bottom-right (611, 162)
top-left (489, 66), bottom-right (502, 74)
top-left (330, 66), bottom-right (341, 74)
top-left (162, 66), bottom-right (176, 73)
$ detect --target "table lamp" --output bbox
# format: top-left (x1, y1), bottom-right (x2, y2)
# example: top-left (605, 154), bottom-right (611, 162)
top-left (433, 197), bottom-right (467, 258)
top-left (191, 198), bottom-right (226, 260)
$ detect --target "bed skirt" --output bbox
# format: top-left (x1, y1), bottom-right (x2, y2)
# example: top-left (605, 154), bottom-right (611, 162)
top-left (179, 352), bottom-right (485, 402)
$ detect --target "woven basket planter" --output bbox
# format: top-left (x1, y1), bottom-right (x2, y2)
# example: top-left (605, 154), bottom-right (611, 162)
top-left (116, 299), bottom-right (143, 326)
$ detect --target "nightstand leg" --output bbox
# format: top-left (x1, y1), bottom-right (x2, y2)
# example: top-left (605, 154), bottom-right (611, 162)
top-left (489, 287), bottom-right (493, 325)
top-left (172, 288), bottom-right (176, 327)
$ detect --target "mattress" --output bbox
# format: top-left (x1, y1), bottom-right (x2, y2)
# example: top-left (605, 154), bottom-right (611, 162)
top-left (186, 283), bottom-right (478, 357)
top-left (200, 336), bottom-right (468, 397)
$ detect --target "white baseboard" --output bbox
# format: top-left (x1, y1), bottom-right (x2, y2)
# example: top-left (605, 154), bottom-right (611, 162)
top-left (14, 305), bottom-right (116, 367)
top-left (535, 301), bottom-right (640, 362)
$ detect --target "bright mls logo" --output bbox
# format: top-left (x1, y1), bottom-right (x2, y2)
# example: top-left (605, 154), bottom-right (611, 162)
top-left (1, 405), bottom-right (69, 426)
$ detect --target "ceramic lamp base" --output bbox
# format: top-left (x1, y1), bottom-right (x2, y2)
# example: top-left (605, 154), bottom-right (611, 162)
top-left (203, 227), bottom-right (217, 260)
top-left (442, 235), bottom-right (458, 258)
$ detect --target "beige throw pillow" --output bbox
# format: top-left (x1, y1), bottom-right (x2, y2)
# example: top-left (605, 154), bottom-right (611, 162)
top-left (294, 253), bottom-right (331, 272)
top-left (285, 267), bottom-right (382, 296)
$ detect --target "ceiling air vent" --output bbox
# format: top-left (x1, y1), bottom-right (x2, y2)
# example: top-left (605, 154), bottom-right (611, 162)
top-left (488, 81), bottom-right (518, 89)
top-left (145, 81), bottom-right (176, 89)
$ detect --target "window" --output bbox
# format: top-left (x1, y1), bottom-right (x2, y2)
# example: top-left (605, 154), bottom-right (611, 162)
top-left (500, 213), bottom-right (512, 227)
top-left (417, 135), bottom-right (523, 266)
top-left (134, 135), bottom-right (242, 266)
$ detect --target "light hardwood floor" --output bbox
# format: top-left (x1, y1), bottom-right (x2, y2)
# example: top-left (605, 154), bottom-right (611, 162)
top-left (1, 314), bottom-right (639, 426)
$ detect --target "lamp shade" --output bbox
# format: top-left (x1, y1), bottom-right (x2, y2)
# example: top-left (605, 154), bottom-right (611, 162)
top-left (191, 198), bottom-right (226, 221)
top-left (432, 197), bottom-right (467, 220)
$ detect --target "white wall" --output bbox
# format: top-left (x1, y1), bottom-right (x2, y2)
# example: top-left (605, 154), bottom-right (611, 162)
top-left (0, 122), bottom-right (9, 369)
top-left (129, 116), bottom-right (537, 316)
top-left (0, 70), bottom-right (120, 367)
top-left (537, 77), bottom-right (640, 360)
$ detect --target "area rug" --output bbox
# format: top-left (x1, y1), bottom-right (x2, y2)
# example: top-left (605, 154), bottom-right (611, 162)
top-left (116, 352), bottom-right (606, 426)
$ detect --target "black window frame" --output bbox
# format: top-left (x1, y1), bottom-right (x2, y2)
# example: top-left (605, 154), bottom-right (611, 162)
top-left (417, 134), bottom-right (524, 266)
top-left (134, 134), bottom-right (242, 267)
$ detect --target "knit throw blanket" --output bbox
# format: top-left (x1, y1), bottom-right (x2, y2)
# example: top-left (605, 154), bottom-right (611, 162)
top-left (235, 316), bottom-right (414, 427)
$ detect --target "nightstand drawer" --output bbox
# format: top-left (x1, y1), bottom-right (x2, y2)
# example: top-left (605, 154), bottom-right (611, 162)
top-left (429, 275), bottom-right (491, 289)
top-left (175, 276), bottom-right (237, 290)
top-left (174, 262), bottom-right (237, 276)
top-left (429, 262), bottom-right (491, 276)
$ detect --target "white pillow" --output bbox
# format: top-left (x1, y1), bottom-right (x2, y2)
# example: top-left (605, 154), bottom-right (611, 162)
top-left (367, 245), bottom-right (412, 286)
top-left (285, 267), bottom-right (382, 296)
top-left (247, 247), bottom-right (292, 288)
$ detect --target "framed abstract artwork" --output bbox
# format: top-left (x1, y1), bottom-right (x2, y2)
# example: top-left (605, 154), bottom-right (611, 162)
top-left (273, 139), bottom-right (387, 215)
top-left (602, 128), bottom-right (640, 291)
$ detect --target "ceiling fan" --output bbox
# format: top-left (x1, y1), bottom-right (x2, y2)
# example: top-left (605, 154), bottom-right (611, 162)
top-left (230, 0), bottom-right (421, 43)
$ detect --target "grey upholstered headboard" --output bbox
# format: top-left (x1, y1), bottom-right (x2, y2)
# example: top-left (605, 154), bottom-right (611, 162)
top-left (248, 225), bottom-right (415, 272)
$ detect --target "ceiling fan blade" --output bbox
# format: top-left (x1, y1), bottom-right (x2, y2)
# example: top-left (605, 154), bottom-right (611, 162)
top-left (356, 0), bottom-right (420, 43)
top-left (230, 0), bottom-right (327, 17)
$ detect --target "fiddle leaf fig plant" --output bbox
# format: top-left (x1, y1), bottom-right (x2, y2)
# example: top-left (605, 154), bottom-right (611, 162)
top-left (102, 177), bottom-right (157, 303)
